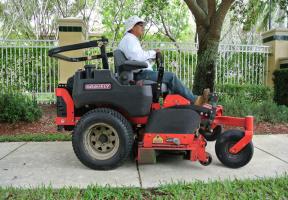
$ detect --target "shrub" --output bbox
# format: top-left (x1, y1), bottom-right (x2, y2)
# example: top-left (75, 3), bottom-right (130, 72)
top-left (0, 90), bottom-right (42, 123)
top-left (216, 84), bottom-right (288, 123)
top-left (273, 69), bottom-right (288, 106)
top-left (219, 94), bottom-right (288, 124)
top-left (216, 84), bottom-right (273, 102)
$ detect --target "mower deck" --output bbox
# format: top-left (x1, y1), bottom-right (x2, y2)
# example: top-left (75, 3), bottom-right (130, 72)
top-left (137, 134), bottom-right (209, 164)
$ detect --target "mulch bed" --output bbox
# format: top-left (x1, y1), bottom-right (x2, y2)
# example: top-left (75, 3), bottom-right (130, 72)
top-left (0, 104), bottom-right (287, 135)
top-left (0, 104), bottom-right (59, 135)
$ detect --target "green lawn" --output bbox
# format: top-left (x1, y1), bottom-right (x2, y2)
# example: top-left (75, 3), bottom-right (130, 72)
top-left (0, 176), bottom-right (287, 200)
top-left (0, 133), bottom-right (71, 142)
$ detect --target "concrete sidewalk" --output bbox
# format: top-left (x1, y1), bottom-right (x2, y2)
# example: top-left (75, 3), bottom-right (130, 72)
top-left (0, 135), bottom-right (287, 188)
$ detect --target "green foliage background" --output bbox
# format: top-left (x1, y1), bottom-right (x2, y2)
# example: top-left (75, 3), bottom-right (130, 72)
top-left (0, 89), bottom-right (42, 123)
top-left (273, 69), bottom-right (288, 106)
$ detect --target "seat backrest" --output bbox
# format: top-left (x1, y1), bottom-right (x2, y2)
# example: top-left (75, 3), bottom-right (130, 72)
top-left (114, 49), bottom-right (127, 73)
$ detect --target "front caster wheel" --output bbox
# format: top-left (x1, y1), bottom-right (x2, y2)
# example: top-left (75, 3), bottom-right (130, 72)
top-left (215, 130), bottom-right (253, 168)
top-left (199, 152), bottom-right (212, 166)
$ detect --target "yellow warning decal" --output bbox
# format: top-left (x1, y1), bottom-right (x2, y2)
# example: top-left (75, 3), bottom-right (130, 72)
top-left (152, 135), bottom-right (164, 144)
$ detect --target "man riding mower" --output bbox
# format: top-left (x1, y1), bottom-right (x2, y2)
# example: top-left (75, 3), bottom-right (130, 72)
top-left (48, 37), bottom-right (254, 170)
top-left (118, 16), bottom-right (209, 106)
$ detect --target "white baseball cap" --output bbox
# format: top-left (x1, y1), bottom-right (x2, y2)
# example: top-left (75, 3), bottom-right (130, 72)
top-left (124, 16), bottom-right (145, 34)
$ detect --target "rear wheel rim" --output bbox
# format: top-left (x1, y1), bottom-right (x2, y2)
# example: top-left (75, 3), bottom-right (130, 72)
top-left (84, 123), bottom-right (120, 160)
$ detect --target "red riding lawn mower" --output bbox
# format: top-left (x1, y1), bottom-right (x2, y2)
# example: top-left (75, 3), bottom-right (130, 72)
top-left (48, 37), bottom-right (254, 170)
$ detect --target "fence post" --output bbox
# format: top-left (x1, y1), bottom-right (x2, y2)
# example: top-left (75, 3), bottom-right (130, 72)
top-left (57, 18), bottom-right (87, 84)
top-left (262, 28), bottom-right (288, 87)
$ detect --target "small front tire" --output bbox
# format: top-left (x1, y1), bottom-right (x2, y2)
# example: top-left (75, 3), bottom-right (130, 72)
top-left (215, 130), bottom-right (253, 168)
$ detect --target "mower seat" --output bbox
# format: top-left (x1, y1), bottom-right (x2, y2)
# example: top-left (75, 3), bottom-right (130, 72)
top-left (113, 49), bottom-right (168, 93)
top-left (114, 49), bottom-right (147, 85)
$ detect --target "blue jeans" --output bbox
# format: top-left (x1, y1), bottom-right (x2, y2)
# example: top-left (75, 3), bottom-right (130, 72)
top-left (134, 70), bottom-right (197, 102)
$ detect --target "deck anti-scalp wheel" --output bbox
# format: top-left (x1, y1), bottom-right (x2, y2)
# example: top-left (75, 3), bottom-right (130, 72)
top-left (215, 130), bottom-right (253, 168)
top-left (199, 152), bottom-right (212, 166)
top-left (72, 108), bottom-right (134, 170)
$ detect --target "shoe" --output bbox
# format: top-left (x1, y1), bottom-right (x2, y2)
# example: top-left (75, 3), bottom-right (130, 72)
top-left (194, 88), bottom-right (210, 106)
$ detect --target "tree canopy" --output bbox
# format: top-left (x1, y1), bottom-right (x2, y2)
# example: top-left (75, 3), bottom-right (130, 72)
top-left (0, 0), bottom-right (287, 41)
top-left (231, 0), bottom-right (288, 32)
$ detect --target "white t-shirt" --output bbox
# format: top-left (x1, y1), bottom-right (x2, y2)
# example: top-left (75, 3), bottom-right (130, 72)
top-left (117, 33), bottom-right (156, 71)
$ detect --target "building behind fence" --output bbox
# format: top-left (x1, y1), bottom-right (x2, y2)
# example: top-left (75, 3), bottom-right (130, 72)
top-left (0, 39), bottom-right (270, 103)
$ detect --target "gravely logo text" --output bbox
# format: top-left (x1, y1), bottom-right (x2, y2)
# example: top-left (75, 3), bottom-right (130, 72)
top-left (85, 83), bottom-right (112, 90)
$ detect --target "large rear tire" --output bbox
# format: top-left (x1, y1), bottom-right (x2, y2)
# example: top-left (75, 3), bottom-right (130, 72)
top-left (72, 108), bottom-right (134, 170)
top-left (215, 130), bottom-right (253, 168)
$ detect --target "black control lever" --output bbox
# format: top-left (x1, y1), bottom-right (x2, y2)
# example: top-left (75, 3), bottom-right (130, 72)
top-left (154, 52), bottom-right (164, 102)
top-left (203, 93), bottom-right (219, 132)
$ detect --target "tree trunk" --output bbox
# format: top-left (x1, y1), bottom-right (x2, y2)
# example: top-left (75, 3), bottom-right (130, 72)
top-left (183, 0), bottom-right (235, 95)
top-left (192, 25), bottom-right (221, 95)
